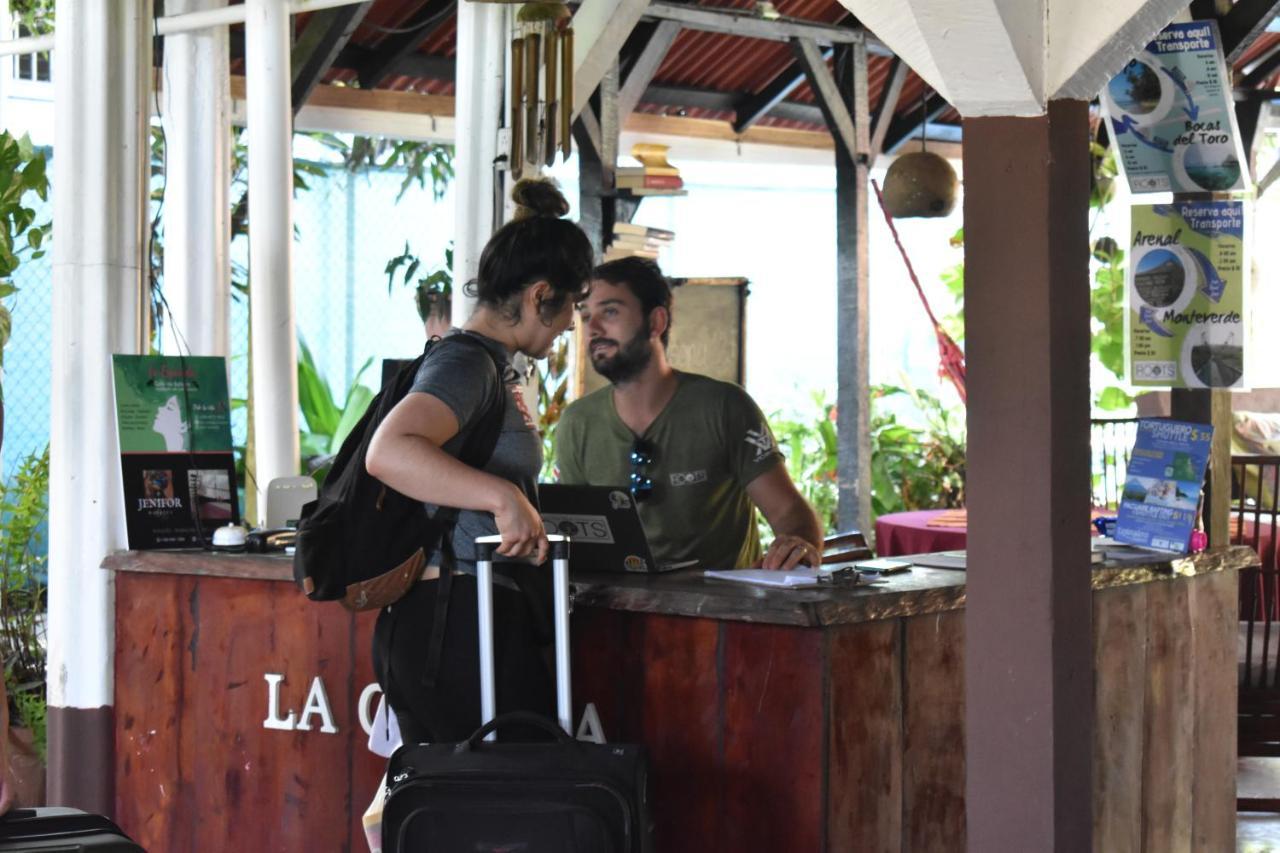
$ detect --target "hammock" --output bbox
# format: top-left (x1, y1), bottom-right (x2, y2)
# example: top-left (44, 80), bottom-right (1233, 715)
top-left (870, 179), bottom-right (967, 404)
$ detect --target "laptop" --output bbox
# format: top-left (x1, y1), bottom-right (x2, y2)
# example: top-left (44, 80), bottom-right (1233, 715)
top-left (538, 484), bottom-right (697, 573)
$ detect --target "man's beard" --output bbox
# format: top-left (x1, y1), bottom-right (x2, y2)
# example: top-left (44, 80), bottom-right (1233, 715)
top-left (590, 326), bottom-right (654, 384)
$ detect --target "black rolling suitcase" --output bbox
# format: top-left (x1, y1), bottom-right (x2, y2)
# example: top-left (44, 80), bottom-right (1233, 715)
top-left (381, 534), bottom-right (652, 853)
top-left (0, 807), bottom-right (144, 851)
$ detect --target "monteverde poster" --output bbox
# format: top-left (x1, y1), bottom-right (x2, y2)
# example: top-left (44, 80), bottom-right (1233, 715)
top-left (111, 355), bottom-right (239, 549)
top-left (1100, 20), bottom-right (1250, 194)
top-left (1127, 201), bottom-right (1246, 389)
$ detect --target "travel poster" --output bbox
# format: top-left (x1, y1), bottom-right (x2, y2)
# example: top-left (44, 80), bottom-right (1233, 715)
top-left (1101, 20), bottom-right (1250, 194)
top-left (1115, 418), bottom-right (1212, 553)
top-left (112, 355), bottom-right (239, 549)
top-left (1128, 201), bottom-right (1245, 389)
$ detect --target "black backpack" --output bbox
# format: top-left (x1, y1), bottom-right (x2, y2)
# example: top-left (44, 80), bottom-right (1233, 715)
top-left (293, 334), bottom-right (506, 610)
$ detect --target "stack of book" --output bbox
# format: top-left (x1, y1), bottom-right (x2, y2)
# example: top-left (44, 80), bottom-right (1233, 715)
top-left (615, 143), bottom-right (687, 196)
top-left (603, 221), bottom-right (675, 263)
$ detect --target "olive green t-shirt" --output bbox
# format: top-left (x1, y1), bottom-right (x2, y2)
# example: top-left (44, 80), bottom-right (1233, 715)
top-left (554, 372), bottom-right (784, 570)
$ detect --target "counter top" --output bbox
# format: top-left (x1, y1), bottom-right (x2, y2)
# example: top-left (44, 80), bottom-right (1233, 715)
top-left (104, 544), bottom-right (1259, 628)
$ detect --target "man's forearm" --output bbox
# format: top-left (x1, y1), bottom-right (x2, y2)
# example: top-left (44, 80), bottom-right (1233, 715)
top-left (769, 500), bottom-right (823, 550)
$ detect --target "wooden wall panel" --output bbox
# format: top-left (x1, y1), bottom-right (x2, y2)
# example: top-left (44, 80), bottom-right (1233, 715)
top-left (827, 620), bottom-right (902, 853)
top-left (1092, 584), bottom-right (1148, 853)
top-left (1190, 570), bottom-right (1238, 851)
top-left (640, 614), bottom-right (723, 853)
top-left (903, 611), bottom-right (966, 853)
top-left (721, 621), bottom-right (825, 853)
top-left (572, 606), bottom-right (643, 740)
top-left (1142, 580), bottom-right (1194, 853)
top-left (114, 573), bottom-right (190, 852)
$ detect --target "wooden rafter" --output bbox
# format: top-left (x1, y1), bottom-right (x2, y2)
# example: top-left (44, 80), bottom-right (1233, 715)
top-left (1241, 41), bottom-right (1280, 88)
top-left (881, 90), bottom-right (949, 153)
top-left (291, 2), bottom-right (374, 109)
top-left (617, 20), bottom-right (681, 120)
top-left (732, 46), bottom-right (831, 134)
top-left (642, 83), bottom-right (824, 125)
top-left (868, 56), bottom-right (907, 163)
top-left (643, 1), bottom-right (890, 54)
top-left (1218, 0), bottom-right (1280, 62)
top-left (356, 0), bottom-right (454, 90)
top-left (792, 36), bottom-right (860, 162)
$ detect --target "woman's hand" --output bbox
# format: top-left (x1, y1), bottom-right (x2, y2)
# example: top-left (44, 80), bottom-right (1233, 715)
top-left (492, 484), bottom-right (550, 564)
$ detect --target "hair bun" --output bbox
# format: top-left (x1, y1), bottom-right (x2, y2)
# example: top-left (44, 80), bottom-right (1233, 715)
top-left (511, 178), bottom-right (570, 221)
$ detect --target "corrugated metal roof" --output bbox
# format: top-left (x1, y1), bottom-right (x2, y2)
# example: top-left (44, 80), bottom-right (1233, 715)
top-left (308, 0), bottom-right (1276, 136)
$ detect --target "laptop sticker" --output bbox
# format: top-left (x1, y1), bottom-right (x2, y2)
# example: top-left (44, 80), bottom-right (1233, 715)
top-left (542, 514), bottom-right (615, 544)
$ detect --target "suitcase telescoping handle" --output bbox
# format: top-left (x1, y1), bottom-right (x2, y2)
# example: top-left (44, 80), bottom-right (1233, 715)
top-left (475, 534), bottom-right (571, 741)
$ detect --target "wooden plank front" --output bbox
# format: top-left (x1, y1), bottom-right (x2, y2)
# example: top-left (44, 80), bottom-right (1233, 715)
top-left (1190, 570), bottom-right (1238, 850)
top-left (903, 611), bottom-right (966, 853)
top-left (827, 620), bottom-right (902, 853)
top-left (113, 572), bottom-right (382, 852)
top-left (721, 621), bottom-right (825, 853)
top-left (1092, 583), bottom-right (1147, 853)
top-left (1142, 579), bottom-right (1194, 852)
top-left (114, 572), bottom-right (190, 852)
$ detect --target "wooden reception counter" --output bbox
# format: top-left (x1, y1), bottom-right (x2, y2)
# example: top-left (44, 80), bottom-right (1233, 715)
top-left (103, 545), bottom-right (1253, 852)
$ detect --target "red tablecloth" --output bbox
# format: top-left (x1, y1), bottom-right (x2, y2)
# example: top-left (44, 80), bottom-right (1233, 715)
top-left (874, 509), bottom-right (969, 557)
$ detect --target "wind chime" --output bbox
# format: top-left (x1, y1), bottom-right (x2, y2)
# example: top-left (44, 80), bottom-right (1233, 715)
top-left (466, 0), bottom-right (575, 178)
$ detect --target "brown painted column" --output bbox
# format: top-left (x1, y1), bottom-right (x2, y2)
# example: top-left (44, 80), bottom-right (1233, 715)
top-left (963, 100), bottom-right (1093, 851)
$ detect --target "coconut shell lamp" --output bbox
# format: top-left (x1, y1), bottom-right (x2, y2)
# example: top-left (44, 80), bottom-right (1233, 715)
top-left (881, 149), bottom-right (958, 218)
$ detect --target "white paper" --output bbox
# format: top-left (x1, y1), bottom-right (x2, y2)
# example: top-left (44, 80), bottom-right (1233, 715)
top-left (704, 568), bottom-right (823, 588)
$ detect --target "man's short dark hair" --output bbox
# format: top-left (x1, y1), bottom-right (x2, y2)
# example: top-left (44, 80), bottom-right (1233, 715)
top-left (592, 256), bottom-right (673, 346)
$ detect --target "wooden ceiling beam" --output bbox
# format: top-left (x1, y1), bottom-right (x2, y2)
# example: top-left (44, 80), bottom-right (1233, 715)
top-left (291, 1), bottom-right (374, 110)
top-left (881, 89), bottom-right (949, 153)
top-left (791, 36), bottom-right (860, 162)
top-left (868, 55), bottom-right (907, 164)
top-left (732, 45), bottom-right (831, 134)
top-left (1218, 0), bottom-right (1280, 63)
top-left (617, 20), bottom-right (681, 121)
top-left (643, 1), bottom-right (891, 54)
top-left (356, 0), bottom-right (454, 90)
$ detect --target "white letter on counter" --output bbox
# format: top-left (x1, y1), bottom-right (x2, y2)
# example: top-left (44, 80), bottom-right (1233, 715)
top-left (359, 682), bottom-right (382, 736)
top-left (296, 676), bottom-right (338, 734)
top-left (263, 673), bottom-right (296, 731)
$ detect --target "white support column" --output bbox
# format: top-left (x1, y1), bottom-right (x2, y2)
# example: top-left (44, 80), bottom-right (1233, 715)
top-left (49, 0), bottom-right (152, 813)
top-left (245, 0), bottom-right (298, 511)
top-left (452, 0), bottom-right (507, 320)
top-left (161, 0), bottom-right (231, 357)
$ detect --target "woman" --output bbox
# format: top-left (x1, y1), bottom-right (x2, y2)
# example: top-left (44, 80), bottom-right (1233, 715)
top-left (366, 178), bottom-right (593, 745)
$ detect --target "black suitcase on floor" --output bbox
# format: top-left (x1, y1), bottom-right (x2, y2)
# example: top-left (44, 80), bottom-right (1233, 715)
top-left (0, 807), bottom-right (144, 851)
top-left (381, 535), bottom-right (653, 853)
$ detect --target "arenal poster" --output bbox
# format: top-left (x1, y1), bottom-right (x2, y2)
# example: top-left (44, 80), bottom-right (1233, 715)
top-left (1114, 418), bottom-right (1212, 553)
top-left (1100, 20), bottom-right (1250, 195)
top-left (112, 355), bottom-right (239, 549)
top-left (1127, 201), bottom-right (1245, 389)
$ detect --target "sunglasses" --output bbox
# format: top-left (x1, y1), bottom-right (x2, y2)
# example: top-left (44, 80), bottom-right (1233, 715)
top-left (629, 439), bottom-right (656, 502)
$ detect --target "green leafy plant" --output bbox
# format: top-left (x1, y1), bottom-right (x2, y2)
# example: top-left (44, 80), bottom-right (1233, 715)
top-left (869, 384), bottom-right (966, 518)
top-left (297, 339), bottom-right (374, 485)
top-left (385, 242), bottom-right (453, 323)
top-left (314, 134), bottom-right (456, 202)
top-left (0, 447), bottom-right (49, 760)
top-left (767, 391), bottom-right (839, 535)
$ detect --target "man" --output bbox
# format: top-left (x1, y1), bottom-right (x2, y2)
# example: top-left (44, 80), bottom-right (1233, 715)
top-left (555, 257), bottom-right (823, 570)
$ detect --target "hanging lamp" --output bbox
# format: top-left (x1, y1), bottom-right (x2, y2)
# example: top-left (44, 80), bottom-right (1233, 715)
top-left (881, 90), bottom-right (957, 219)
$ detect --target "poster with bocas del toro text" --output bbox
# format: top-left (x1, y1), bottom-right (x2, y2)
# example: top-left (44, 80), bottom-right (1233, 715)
top-left (1101, 20), bottom-right (1250, 194)
top-left (1128, 201), bottom-right (1245, 389)
top-left (112, 355), bottom-right (239, 549)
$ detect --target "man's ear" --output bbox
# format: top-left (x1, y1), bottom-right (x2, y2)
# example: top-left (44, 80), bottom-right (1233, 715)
top-left (648, 305), bottom-right (670, 341)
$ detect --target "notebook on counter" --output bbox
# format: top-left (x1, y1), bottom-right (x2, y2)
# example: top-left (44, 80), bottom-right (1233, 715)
top-left (539, 484), bottom-right (697, 574)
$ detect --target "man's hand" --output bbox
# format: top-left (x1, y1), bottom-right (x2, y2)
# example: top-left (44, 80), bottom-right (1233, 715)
top-left (760, 534), bottom-right (821, 570)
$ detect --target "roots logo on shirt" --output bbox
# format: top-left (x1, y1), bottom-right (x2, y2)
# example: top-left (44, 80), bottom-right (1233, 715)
top-left (507, 383), bottom-right (538, 430)
top-left (670, 470), bottom-right (707, 487)
top-left (744, 425), bottom-right (775, 460)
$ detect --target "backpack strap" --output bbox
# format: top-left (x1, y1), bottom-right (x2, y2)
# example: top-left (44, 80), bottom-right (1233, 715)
top-left (421, 334), bottom-right (509, 688)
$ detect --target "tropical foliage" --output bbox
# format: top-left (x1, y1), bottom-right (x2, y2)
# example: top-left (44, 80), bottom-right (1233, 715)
top-left (296, 339), bottom-right (374, 485)
top-left (0, 447), bottom-right (49, 760)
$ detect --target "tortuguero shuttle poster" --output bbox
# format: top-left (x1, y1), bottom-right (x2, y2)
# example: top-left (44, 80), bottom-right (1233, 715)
top-left (1101, 20), bottom-right (1250, 195)
top-left (112, 355), bottom-right (239, 549)
top-left (1127, 201), bottom-right (1245, 389)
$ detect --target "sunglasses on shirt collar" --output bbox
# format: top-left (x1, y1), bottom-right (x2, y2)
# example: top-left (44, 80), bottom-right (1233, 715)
top-left (629, 439), bottom-right (656, 503)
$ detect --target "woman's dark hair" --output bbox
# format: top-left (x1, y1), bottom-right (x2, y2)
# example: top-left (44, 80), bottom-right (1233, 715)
top-left (591, 256), bottom-right (673, 346)
top-left (466, 179), bottom-right (594, 324)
